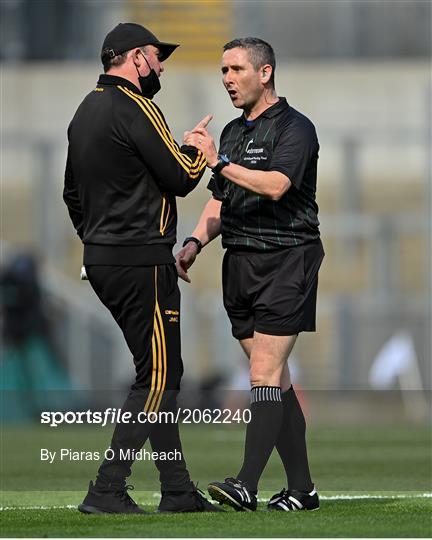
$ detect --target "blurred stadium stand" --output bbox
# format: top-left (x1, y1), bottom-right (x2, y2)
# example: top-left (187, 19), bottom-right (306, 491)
top-left (1, 1), bottom-right (430, 421)
top-left (1, 0), bottom-right (430, 62)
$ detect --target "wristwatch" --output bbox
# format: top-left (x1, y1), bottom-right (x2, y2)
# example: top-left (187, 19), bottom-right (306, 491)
top-left (211, 154), bottom-right (230, 174)
top-left (183, 236), bottom-right (202, 253)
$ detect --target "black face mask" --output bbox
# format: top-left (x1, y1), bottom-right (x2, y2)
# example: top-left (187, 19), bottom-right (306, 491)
top-left (136, 52), bottom-right (161, 99)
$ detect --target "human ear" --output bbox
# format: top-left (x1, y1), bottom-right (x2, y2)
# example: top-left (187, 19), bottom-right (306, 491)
top-left (261, 66), bottom-right (271, 82)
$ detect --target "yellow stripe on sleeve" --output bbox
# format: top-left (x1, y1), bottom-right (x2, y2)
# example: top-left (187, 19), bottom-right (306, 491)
top-left (159, 195), bottom-right (167, 236)
top-left (134, 91), bottom-right (206, 175)
top-left (138, 97), bottom-right (206, 175)
top-left (119, 87), bottom-right (192, 169)
top-left (133, 94), bottom-right (192, 165)
top-left (162, 199), bottom-right (170, 236)
top-left (118, 86), bottom-right (206, 179)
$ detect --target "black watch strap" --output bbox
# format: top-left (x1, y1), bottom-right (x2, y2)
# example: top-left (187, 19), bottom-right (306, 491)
top-left (183, 236), bottom-right (202, 253)
top-left (211, 154), bottom-right (230, 174)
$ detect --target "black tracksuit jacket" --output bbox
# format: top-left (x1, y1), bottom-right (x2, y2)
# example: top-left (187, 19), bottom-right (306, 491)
top-left (63, 74), bottom-right (207, 266)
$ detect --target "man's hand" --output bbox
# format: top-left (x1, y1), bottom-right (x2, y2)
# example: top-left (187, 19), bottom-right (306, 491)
top-left (183, 115), bottom-right (213, 145)
top-left (183, 115), bottom-right (218, 167)
top-left (175, 242), bottom-right (199, 283)
top-left (191, 127), bottom-right (218, 168)
top-left (192, 114), bottom-right (213, 132)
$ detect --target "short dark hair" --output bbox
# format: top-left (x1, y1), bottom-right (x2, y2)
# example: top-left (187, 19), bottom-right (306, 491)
top-left (101, 45), bottom-right (149, 73)
top-left (223, 37), bottom-right (276, 87)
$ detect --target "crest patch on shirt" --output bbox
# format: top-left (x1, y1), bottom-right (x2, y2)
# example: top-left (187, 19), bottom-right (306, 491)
top-left (242, 140), bottom-right (270, 166)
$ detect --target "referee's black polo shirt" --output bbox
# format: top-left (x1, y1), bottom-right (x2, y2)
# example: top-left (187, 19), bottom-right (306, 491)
top-left (208, 98), bottom-right (320, 250)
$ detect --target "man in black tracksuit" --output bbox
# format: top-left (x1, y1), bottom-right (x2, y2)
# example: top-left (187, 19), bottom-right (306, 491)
top-left (63, 23), bottom-right (218, 514)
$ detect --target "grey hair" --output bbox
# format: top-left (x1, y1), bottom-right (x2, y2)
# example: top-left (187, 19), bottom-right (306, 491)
top-left (102, 45), bottom-right (149, 73)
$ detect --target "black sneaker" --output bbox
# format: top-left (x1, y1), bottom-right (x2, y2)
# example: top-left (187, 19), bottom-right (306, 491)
top-left (267, 487), bottom-right (319, 511)
top-left (208, 477), bottom-right (257, 512)
top-left (158, 486), bottom-right (224, 513)
top-left (78, 481), bottom-right (146, 514)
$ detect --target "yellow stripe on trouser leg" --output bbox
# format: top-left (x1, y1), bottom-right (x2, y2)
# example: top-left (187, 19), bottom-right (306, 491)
top-left (144, 268), bottom-right (159, 413)
top-left (148, 306), bottom-right (164, 413)
top-left (144, 321), bottom-right (158, 413)
top-left (153, 303), bottom-right (168, 413)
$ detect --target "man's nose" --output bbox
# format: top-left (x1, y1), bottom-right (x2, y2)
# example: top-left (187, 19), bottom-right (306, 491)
top-left (159, 62), bottom-right (164, 73)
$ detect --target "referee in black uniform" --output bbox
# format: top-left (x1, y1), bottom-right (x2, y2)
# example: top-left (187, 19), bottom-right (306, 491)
top-left (63, 23), bottom-right (219, 514)
top-left (177, 38), bottom-right (324, 512)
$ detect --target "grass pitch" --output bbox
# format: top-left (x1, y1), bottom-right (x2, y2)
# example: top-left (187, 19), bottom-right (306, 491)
top-left (1, 491), bottom-right (431, 538)
top-left (1, 423), bottom-right (431, 537)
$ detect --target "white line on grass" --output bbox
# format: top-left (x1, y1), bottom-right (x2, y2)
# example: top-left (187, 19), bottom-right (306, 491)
top-left (0, 503), bottom-right (155, 511)
top-left (317, 493), bottom-right (432, 501)
top-left (258, 493), bottom-right (432, 503)
top-left (1, 493), bottom-right (431, 511)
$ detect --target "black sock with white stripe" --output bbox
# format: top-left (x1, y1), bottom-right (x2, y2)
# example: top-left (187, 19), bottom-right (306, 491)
top-left (237, 386), bottom-right (283, 492)
top-left (275, 386), bottom-right (313, 492)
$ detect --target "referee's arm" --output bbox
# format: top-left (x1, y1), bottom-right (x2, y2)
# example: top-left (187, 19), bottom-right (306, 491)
top-left (191, 197), bottom-right (222, 247)
top-left (191, 127), bottom-right (291, 201)
top-left (213, 165), bottom-right (291, 201)
top-left (176, 197), bottom-right (221, 283)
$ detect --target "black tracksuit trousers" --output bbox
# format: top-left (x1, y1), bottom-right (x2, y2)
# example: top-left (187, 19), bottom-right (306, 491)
top-left (86, 264), bottom-right (192, 491)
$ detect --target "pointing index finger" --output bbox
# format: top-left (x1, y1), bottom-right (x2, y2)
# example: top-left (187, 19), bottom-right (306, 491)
top-left (192, 127), bottom-right (207, 136)
top-left (193, 114), bottom-right (213, 131)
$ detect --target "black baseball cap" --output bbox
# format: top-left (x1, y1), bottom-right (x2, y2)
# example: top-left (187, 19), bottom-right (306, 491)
top-left (101, 23), bottom-right (179, 62)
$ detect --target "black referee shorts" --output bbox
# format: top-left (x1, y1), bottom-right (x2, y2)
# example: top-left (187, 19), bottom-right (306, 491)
top-left (86, 264), bottom-right (183, 409)
top-left (222, 239), bottom-right (325, 340)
